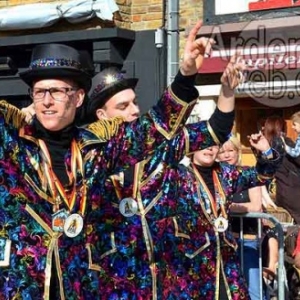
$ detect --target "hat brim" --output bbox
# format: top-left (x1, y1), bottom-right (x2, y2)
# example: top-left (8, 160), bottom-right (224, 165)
top-left (87, 78), bottom-right (138, 116)
top-left (99, 78), bottom-right (138, 101)
top-left (19, 67), bottom-right (92, 92)
top-left (86, 77), bottom-right (138, 123)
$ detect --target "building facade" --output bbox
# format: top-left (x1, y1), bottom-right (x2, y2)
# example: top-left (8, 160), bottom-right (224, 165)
top-left (199, 0), bottom-right (300, 165)
top-left (0, 0), bottom-right (203, 114)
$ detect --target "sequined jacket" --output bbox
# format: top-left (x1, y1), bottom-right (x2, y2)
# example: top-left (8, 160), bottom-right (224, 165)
top-left (96, 110), bottom-right (232, 299)
top-left (103, 152), bottom-right (279, 299)
top-left (0, 86), bottom-right (197, 300)
top-left (159, 159), bottom-right (279, 300)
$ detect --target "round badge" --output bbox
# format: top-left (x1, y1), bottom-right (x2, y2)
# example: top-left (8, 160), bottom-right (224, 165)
top-left (214, 216), bottom-right (228, 233)
top-left (119, 197), bottom-right (138, 217)
top-left (64, 214), bottom-right (84, 238)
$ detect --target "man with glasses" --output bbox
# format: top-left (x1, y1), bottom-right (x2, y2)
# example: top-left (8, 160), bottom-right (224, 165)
top-left (0, 21), bottom-right (220, 299)
top-left (29, 86), bottom-right (79, 100)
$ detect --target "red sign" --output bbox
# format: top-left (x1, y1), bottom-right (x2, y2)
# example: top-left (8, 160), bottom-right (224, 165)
top-left (249, 0), bottom-right (300, 12)
top-left (213, 0), bottom-right (300, 16)
top-left (199, 46), bottom-right (300, 74)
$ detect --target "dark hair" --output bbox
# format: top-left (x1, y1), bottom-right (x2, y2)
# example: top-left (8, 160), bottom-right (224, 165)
top-left (262, 115), bottom-right (286, 158)
top-left (263, 115), bottom-right (286, 144)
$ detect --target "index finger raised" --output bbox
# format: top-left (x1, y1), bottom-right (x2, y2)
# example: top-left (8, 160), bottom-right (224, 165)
top-left (229, 50), bottom-right (241, 64)
top-left (187, 20), bottom-right (203, 43)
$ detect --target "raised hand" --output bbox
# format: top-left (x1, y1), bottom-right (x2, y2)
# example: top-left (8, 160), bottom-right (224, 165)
top-left (21, 103), bottom-right (35, 123)
top-left (180, 20), bottom-right (215, 76)
top-left (248, 131), bottom-right (271, 153)
top-left (221, 52), bottom-right (246, 90)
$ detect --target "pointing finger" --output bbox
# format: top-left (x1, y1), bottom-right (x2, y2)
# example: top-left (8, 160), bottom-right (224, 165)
top-left (187, 20), bottom-right (203, 43)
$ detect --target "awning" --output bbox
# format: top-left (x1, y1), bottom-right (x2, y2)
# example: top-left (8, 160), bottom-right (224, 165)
top-left (198, 44), bottom-right (300, 107)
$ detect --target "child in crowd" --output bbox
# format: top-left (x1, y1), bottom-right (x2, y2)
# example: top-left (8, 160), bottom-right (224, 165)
top-left (284, 111), bottom-right (300, 157)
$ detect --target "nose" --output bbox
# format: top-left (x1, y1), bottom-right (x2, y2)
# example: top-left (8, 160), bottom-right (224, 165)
top-left (42, 91), bottom-right (55, 106)
top-left (131, 103), bottom-right (140, 117)
top-left (224, 151), bottom-right (230, 157)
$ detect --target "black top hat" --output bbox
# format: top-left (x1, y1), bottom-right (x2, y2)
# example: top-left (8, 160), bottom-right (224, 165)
top-left (19, 43), bottom-right (93, 92)
top-left (86, 67), bottom-right (138, 121)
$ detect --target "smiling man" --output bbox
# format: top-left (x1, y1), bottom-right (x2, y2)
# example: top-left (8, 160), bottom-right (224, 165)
top-left (29, 79), bottom-right (85, 130)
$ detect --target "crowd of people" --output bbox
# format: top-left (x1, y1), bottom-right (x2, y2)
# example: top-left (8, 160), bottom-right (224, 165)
top-left (1, 18), bottom-right (300, 300)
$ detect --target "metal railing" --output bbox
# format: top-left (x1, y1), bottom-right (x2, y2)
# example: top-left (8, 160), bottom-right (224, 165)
top-left (231, 212), bottom-right (286, 300)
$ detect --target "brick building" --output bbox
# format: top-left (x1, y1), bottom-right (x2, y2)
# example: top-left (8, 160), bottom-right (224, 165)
top-left (0, 0), bottom-right (203, 32)
top-left (0, 0), bottom-right (204, 114)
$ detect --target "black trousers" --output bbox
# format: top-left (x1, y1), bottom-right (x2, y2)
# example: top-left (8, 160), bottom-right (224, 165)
top-left (49, 257), bottom-right (60, 299)
top-left (219, 274), bottom-right (230, 300)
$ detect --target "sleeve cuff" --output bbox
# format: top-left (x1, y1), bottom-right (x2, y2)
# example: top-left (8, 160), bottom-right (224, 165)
top-left (208, 108), bottom-right (235, 144)
top-left (170, 70), bottom-right (199, 103)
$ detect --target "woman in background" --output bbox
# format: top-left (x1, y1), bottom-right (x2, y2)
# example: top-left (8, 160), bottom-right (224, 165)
top-left (265, 115), bottom-right (300, 224)
top-left (218, 135), bottom-right (271, 300)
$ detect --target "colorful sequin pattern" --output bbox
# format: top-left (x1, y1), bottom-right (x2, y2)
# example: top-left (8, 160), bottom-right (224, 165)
top-left (90, 72), bottom-right (125, 100)
top-left (170, 161), bottom-right (277, 300)
top-left (101, 149), bottom-right (278, 299)
top-left (0, 86), bottom-right (193, 300)
top-left (97, 120), bottom-right (220, 299)
top-left (30, 58), bottom-right (81, 69)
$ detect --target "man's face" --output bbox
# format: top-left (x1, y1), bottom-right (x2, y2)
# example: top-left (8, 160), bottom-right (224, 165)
top-left (31, 78), bottom-right (85, 131)
top-left (193, 145), bottom-right (220, 167)
top-left (96, 88), bottom-right (140, 122)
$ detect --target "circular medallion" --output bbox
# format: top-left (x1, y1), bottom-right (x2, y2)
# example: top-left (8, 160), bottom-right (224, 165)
top-left (64, 213), bottom-right (84, 238)
top-left (119, 197), bottom-right (138, 217)
top-left (214, 216), bottom-right (228, 233)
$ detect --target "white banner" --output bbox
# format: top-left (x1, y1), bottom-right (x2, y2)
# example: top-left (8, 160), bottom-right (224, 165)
top-left (0, 0), bottom-right (119, 30)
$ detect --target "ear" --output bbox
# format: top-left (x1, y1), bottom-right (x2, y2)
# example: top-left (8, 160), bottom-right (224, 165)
top-left (76, 89), bottom-right (86, 108)
top-left (96, 108), bottom-right (108, 120)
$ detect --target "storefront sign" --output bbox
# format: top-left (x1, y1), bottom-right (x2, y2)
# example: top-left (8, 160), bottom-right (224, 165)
top-left (199, 45), bottom-right (300, 107)
top-left (214, 0), bottom-right (300, 16)
top-left (200, 45), bottom-right (300, 73)
top-left (203, 0), bottom-right (300, 24)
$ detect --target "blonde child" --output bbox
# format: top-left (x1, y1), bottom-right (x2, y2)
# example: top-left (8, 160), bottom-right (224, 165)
top-left (284, 111), bottom-right (300, 157)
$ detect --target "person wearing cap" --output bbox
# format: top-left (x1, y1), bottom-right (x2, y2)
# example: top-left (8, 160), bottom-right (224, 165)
top-left (84, 55), bottom-right (280, 300)
top-left (0, 21), bottom-right (224, 300)
top-left (84, 66), bottom-right (140, 124)
top-left (82, 49), bottom-right (249, 298)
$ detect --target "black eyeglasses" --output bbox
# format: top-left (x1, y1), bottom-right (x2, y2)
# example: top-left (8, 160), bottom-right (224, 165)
top-left (29, 87), bottom-right (78, 100)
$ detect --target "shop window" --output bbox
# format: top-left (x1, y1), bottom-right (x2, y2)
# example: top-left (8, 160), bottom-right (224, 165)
top-left (235, 97), bottom-right (300, 165)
